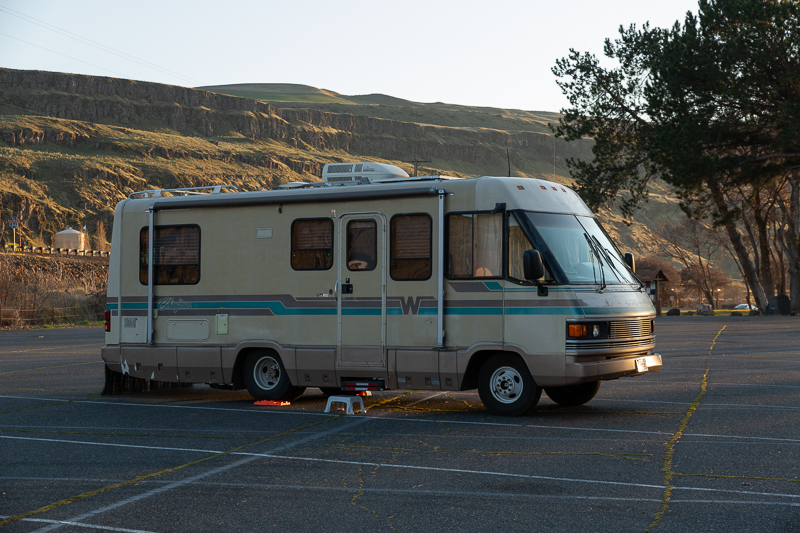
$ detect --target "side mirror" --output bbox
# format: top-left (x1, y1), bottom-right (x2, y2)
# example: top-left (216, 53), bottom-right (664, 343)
top-left (624, 252), bottom-right (635, 273)
top-left (523, 250), bottom-right (544, 281)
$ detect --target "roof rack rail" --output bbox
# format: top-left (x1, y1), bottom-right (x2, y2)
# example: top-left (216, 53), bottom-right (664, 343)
top-left (128, 184), bottom-right (238, 199)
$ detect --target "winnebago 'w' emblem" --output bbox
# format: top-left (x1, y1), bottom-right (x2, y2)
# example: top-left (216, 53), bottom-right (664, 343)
top-left (397, 296), bottom-right (434, 315)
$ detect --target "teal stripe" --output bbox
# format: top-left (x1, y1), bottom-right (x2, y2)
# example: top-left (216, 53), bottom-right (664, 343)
top-left (445, 308), bottom-right (503, 315)
top-left (342, 309), bottom-right (381, 316)
top-left (387, 308), bottom-right (437, 316)
top-left (112, 300), bottom-right (650, 317)
top-left (119, 303), bottom-right (148, 310)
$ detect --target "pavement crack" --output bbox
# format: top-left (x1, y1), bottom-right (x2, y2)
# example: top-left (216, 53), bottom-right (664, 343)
top-left (645, 324), bottom-right (725, 532)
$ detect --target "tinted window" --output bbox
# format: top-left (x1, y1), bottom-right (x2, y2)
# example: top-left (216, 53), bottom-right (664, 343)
top-left (292, 219), bottom-right (333, 270)
top-left (139, 225), bottom-right (200, 285)
top-left (447, 212), bottom-right (502, 278)
top-left (391, 214), bottom-right (431, 280)
top-left (347, 219), bottom-right (377, 271)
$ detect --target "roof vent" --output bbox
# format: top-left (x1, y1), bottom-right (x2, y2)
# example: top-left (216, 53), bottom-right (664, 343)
top-left (322, 162), bottom-right (409, 185)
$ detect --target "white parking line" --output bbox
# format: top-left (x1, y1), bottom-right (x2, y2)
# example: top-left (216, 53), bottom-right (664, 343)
top-left (406, 392), bottom-right (447, 406)
top-left (30, 417), bottom-right (373, 533)
top-left (0, 517), bottom-right (158, 533)
top-left (4, 434), bottom-right (799, 502)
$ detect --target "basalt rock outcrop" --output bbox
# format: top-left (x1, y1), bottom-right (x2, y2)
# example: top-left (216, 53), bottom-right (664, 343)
top-left (0, 67), bottom-right (597, 248)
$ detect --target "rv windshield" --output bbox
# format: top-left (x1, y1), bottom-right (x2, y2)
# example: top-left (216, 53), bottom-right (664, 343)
top-left (522, 212), bottom-right (638, 285)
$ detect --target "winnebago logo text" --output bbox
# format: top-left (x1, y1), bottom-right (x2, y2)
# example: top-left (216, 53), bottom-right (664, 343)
top-left (157, 297), bottom-right (192, 313)
top-left (397, 296), bottom-right (435, 315)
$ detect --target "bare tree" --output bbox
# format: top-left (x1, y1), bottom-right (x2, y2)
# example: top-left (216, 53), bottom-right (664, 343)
top-left (680, 265), bottom-right (733, 308)
top-left (95, 221), bottom-right (109, 252)
top-left (656, 219), bottom-right (727, 306)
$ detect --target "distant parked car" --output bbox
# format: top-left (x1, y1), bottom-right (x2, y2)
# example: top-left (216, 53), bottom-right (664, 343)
top-left (734, 304), bottom-right (758, 311)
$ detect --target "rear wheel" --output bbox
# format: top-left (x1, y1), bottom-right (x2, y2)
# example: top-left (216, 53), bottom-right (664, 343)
top-left (244, 351), bottom-right (305, 401)
top-left (545, 381), bottom-right (601, 407)
top-left (478, 354), bottom-right (541, 416)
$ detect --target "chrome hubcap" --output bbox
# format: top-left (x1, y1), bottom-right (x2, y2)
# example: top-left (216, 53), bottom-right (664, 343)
top-left (489, 366), bottom-right (523, 404)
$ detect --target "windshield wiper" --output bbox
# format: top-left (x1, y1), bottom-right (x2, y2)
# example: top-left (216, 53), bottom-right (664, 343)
top-left (584, 233), bottom-right (607, 292)
top-left (591, 235), bottom-right (645, 291)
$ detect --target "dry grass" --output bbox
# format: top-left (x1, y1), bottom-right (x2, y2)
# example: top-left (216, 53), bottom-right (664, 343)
top-left (0, 253), bottom-right (107, 327)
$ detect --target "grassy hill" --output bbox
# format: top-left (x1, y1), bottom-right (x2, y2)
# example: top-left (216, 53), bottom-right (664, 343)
top-left (0, 68), bottom-right (677, 256)
top-left (200, 82), bottom-right (560, 134)
top-left (194, 83), bottom-right (354, 104)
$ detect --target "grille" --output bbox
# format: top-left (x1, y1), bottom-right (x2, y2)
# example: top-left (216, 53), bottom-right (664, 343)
top-left (609, 318), bottom-right (652, 338)
top-left (566, 338), bottom-right (654, 351)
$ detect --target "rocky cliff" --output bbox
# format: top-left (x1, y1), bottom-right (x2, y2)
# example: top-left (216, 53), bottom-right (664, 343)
top-left (0, 68), bottom-right (669, 255)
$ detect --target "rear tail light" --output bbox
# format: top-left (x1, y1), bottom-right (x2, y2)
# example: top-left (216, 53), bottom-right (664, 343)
top-left (104, 310), bottom-right (111, 332)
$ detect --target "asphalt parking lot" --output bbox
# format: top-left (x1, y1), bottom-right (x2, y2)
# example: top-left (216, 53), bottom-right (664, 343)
top-left (1, 316), bottom-right (799, 532)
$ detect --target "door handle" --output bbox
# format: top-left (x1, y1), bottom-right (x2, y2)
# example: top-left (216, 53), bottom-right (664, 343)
top-left (334, 280), bottom-right (339, 300)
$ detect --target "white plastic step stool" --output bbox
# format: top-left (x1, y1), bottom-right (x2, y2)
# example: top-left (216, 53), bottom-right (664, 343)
top-left (324, 395), bottom-right (366, 415)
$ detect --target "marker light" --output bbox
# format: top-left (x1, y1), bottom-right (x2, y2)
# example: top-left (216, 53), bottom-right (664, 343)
top-left (568, 324), bottom-right (587, 337)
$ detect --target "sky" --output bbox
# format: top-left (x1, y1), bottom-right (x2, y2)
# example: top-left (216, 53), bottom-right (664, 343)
top-left (0, 0), bottom-right (699, 113)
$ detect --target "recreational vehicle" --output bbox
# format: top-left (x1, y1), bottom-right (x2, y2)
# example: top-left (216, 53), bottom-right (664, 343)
top-left (102, 162), bottom-right (661, 416)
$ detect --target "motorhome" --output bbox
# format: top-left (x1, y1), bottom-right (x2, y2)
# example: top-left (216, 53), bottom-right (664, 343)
top-left (102, 162), bottom-right (661, 415)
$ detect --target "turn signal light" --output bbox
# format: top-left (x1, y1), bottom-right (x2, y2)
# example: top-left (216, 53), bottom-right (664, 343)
top-left (104, 310), bottom-right (111, 332)
top-left (568, 324), bottom-right (587, 337)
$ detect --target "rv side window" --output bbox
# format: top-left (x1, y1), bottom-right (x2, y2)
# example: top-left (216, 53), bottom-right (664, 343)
top-left (507, 213), bottom-right (553, 283)
top-left (390, 214), bottom-right (431, 280)
top-left (347, 219), bottom-right (377, 271)
top-left (446, 212), bottom-right (502, 278)
top-left (292, 219), bottom-right (333, 270)
top-left (139, 225), bottom-right (200, 285)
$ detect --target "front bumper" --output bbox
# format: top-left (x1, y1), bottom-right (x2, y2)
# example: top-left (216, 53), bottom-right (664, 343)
top-left (565, 353), bottom-right (662, 382)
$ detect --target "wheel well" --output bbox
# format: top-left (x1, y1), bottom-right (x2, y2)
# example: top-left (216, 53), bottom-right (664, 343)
top-left (460, 350), bottom-right (527, 391)
top-left (232, 347), bottom-right (278, 389)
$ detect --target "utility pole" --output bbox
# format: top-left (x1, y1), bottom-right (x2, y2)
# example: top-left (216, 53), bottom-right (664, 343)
top-left (401, 156), bottom-right (431, 177)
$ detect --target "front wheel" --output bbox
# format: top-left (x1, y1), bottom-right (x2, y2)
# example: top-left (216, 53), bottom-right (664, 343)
top-left (544, 381), bottom-right (600, 407)
top-left (244, 351), bottom-right (305, 401)
top-left (478, 354), bottom-right (541, 416)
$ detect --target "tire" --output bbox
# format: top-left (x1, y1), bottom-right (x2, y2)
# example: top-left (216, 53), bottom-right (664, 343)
top-left (243, 351), bottom-right (305, 401)
top-left (545, 381), bottom-right (601, 407)
top-left (478, 354), bottom-right (542, 416)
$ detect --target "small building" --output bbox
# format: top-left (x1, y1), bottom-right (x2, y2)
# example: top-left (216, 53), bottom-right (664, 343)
top-left (636, 266), bottom-right (670, 316)
top-left (53, 227), bottom-right (87, 250)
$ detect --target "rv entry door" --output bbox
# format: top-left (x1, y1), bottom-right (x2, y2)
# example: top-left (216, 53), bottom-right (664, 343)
top-left (337, 213), bottom-right (387, 367)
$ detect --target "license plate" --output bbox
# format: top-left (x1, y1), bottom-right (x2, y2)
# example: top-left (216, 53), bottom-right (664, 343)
top-left (635, 358), bottom-right (648, 372)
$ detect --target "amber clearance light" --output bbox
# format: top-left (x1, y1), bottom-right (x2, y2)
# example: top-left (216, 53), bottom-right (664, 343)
top-left (568, 324), bottom-right (587, 337)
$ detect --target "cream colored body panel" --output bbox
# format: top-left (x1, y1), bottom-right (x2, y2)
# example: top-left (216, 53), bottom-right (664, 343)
top-left (103, 176), bottom-right (661, 391)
